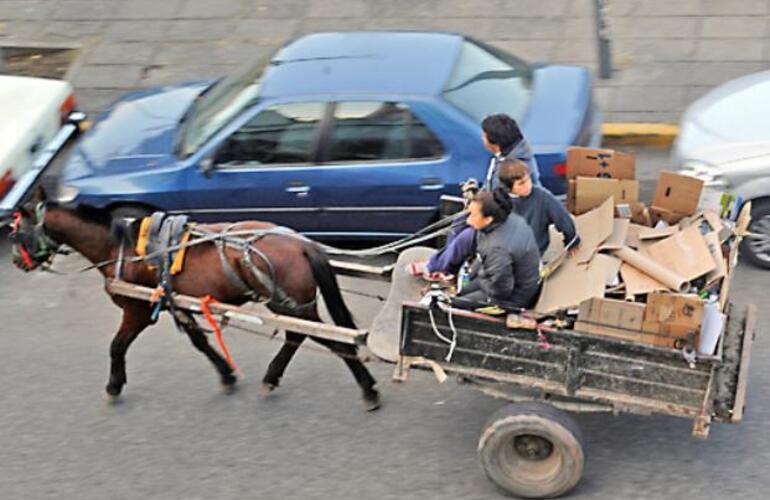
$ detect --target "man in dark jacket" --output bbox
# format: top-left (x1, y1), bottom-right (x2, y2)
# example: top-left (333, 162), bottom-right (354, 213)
top-left (498, 159), bottom-right (581, 255)
top-left (453, 190), bottom-right (541, 310)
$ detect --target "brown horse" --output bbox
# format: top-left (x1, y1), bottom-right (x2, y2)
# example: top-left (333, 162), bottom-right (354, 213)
top-left (9, 191), bottom-right (380, 410)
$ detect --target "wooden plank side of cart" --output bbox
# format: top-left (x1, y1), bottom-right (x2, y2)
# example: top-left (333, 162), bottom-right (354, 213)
top-left (106, 280), bottom-right (368, 345)
top-left (398, 301), bottom-right (755, 434)
top-left (727, 303), bottom-right (757, 423)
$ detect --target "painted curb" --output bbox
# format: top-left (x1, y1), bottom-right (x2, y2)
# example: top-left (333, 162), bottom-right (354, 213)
top-left (602, 122), bottom-right (679, 147)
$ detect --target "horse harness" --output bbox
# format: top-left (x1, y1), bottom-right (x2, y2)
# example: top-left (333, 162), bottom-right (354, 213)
top-left (9, 203), bottom-right (63, 271)
top-left (135, 213), bottom-right (316, 319)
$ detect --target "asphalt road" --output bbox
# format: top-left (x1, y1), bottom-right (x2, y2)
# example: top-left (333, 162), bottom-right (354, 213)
top-left (1, 149), bottom-right (768, 500)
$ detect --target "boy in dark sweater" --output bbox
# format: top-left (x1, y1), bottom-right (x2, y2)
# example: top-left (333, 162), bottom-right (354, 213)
top-left (498, 159), bottom-right (581, 255)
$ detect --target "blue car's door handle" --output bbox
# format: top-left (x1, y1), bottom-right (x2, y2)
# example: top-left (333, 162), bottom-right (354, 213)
top-left (420, 178), bottom-right (445, 191)
top-left (285, 183), bottom-right (310, 197)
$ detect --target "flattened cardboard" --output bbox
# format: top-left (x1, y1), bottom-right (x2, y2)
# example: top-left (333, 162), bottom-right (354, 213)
top-left (542, 225), bottom-right (565, 265)
top-left (535, 253), bottom-right (614, 313)
top-left (703, 210), bottom-right (725, 234)
top-left (574, 197), bottom-right (615, 264)
top-left (646, 225), bottom-right (716, 282)
top-left (566, 147), bottom-right (636, 180)
top-left (625, 223), bottom-right (648, 250)
top-left (651, 171), bottom-right (704, 223)
top-left (576, 297), bottom-right (646, 343)
top-left (638, 225), bottom-right (679, 241)
top-left (573, 177), bottom-right (640, 215)
top-left (602, 255), bottom-right (622, 286)
top-left (736, 201), bottom-right (752, 236)
top-left (704, 231), bottom-right (726, 285)
top-left (598, 218), bottom-right (631, 251)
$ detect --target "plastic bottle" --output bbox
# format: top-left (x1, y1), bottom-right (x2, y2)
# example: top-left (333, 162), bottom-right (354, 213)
top-left (458, 261), bottom-right (471, 293)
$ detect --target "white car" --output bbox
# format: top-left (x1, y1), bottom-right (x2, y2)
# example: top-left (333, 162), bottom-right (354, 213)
top-left (0, 75), bottom-right (84, 215)
top-left (678, 142), bottom-right (770, 269)
top-left (671, 70), bottom-right (770, 169)
top-left (673, 70), bottom-right (770, 269)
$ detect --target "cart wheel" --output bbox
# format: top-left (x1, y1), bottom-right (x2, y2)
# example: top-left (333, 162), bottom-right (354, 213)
top-left (478, 402), bottom-right (585, 498)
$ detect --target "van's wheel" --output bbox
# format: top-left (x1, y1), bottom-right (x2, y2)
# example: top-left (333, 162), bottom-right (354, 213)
top-left (478, 402), bottom-right (585, 499)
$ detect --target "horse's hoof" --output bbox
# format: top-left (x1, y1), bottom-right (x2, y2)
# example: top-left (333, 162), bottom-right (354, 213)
top-left (363, 390), bottom-right (381, 412)
top-left (259, 382), bottom-right (278, 396)
top-left (221, 382), bottom-right (238, 395)
top-left (104, 392), bottom-right (121, 405)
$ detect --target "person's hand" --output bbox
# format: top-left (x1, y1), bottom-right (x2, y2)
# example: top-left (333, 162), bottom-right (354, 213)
top-left (461, 178), bottom-right (479, 199)
top-left (568, 245), bottom-right (580, 258)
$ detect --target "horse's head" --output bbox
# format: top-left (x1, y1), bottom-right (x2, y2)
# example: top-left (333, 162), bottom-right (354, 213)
top-left (8, 188), bottom-right (60, 272)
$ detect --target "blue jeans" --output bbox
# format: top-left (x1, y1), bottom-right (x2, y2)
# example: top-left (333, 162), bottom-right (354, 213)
top-left (426, 224), bottom-right (475, 276)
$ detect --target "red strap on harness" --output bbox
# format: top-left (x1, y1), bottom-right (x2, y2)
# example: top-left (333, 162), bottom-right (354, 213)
top-left (11, 212), bottom-right (34, 270)
top-left (17, 245), bottom-right (34, 271)
top-left (200, 295), bottom-right (239, 374)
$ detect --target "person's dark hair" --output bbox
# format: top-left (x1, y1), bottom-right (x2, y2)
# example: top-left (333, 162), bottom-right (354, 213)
top-left (472, 189), bottom-right (512, 224)
top-left (497, 159), bottom-right (531, 190)
top-left (481, 114), bottom-right (523, 153)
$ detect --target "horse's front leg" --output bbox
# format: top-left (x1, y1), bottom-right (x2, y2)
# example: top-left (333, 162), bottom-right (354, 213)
top-left (174, 311), bottom-right (237, 393)
top-left (106, 301), bottom-right (153, 401)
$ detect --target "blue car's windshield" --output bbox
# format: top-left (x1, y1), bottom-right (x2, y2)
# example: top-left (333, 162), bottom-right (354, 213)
top-left (442, 40), bottom-right (533, 124)
top-left (181, 56), bottom-right (271, 157)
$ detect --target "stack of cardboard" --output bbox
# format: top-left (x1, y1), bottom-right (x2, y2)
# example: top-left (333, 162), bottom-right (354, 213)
top-left (533, 147), bottom-right (751, 355)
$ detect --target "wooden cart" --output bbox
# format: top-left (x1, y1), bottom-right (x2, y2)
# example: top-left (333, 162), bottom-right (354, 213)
top-left (397, 301), bottom-right (757, 498)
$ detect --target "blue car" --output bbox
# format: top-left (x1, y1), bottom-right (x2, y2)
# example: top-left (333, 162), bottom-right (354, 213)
top-left (56, 32), bottom-right (601, 238)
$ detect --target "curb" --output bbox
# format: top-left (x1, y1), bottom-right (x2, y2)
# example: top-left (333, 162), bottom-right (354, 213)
top-left (601, 123), bottom-right (679, 148)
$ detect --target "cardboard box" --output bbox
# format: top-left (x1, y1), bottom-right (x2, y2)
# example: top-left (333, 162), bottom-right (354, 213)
top-left (651, 171), bottom-right (704, 224)
top-left (642, 293), bottom-right (704, 349)
top-left (576, 297), bottom-right (647, 343)
top-left (567, 147), bottom-right (636, 180)
top-left (572, 177), bottom-right (639, 215)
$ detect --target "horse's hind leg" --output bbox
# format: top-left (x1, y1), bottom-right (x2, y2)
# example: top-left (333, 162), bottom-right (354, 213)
top-left (261, 331), bottom-right (306, 394)
top-left (106, 301), bottom-right (153, 401)
top-left (313, 337), bottom-right (380, 411)
top-left (174, 311), bottom-right (237, 393)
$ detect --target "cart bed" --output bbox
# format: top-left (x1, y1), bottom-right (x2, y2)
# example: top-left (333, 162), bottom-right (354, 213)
top-left (399, 301), bottom-right (756, 438)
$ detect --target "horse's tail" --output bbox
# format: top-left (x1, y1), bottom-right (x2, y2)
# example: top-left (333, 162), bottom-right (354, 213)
top-left (302, 244), bottom-right (357, 329)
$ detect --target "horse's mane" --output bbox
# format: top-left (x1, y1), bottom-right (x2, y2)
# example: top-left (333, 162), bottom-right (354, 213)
top-left (48, 202), bottom-right (139, 246)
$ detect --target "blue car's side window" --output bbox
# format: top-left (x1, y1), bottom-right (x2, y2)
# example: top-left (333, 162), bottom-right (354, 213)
top-left (214, 102), bottom-right (325, 167)
top-left (323, 101), bottom-right (443, 164)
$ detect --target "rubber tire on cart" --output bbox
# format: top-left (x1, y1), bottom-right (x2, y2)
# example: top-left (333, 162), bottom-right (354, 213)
top-left (741, 199), bottom-right (770, 269)
top-left (478, 402), bottom-right (585, 499)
